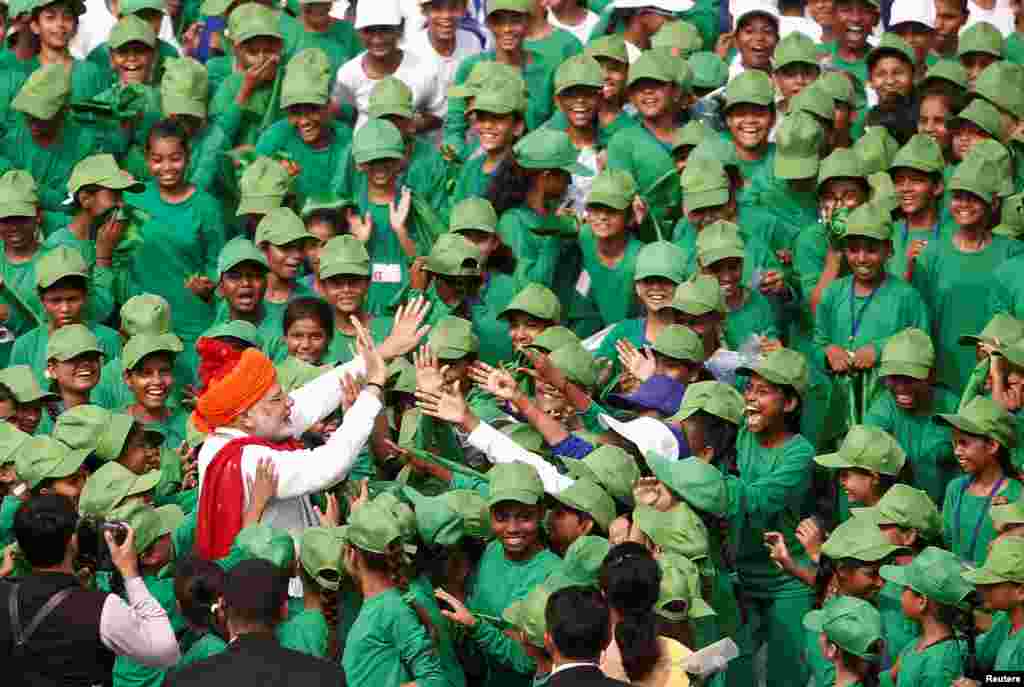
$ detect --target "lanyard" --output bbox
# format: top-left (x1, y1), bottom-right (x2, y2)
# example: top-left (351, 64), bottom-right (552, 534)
top-left (954, 476), bottom-right (1006, 562)
top-left (849, 279), bottom-right (881, 344)
top-left (900, 221), bottom-right (940, 246)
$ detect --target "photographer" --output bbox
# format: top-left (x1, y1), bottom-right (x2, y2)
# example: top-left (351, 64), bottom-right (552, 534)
top-left (1, 494), bottom-right (180, 686)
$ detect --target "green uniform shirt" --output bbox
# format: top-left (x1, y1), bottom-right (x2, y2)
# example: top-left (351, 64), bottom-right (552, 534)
top-left (9, 323), bottom-right (122, 386)
top-left (864, 388), bottom-right (959, 505)
top-left (544, 109), bottom-right (638, 148)
top-left (820, 42), bottom-right (870, 89)
top-left (409, 576), bottom-right (467, 687)
top-left (725, 288), bottom-right (779, 349)
top-left (343, 587), bottom-right (448, 687)
top-left (0, 251), bottom-right (46, 343)
top-left (277, 607), bottom-right (329, 658)
top-left (989, 254), bottom-right (1024, 320)
top-left (911, 235), bottom-right (1024, 393)
top-left (895, 638), bottom-right (966, 687)
top-left (467, 540), bottom-right (561, 687)
top-left (888, 219), bottom-right (956, 277)
top-left (210, 72), bottom-right (283, 147)
top-left (185, 123), bottom-right (232, 194)
top-left (324, 315), bottom-right (393, 366)
top-left (757, 181), bottom-right (818, 253)
top-left (879, 580), bottom-right (921, 668)
top-left (524, 28), bottom-right (581, 66)
top-left (0, 495), bottom-right (19, 549)
top-left (593, 317), bottom-right (647, 362)
top-left (177, 632), bottom-right (228, 668)
top-left (1007, 32), bottom-right (1024, 65)
top-left (606, 124), bottom-right (680, 236)
top-left (942, 475), bottom-right (1023, 566)
top-left (127, 183), bottom-right (225, 345)
top-left (577, 225), bottom-right (643, 328)
top-left (255, 120), bottom-right (353, 209)
top-left (497, 207), bottom-right (572, 310)
top-left (451, 153), bottom-right (495, 207)
top-left (468, 271), bottom-right (520, 366)
top-left (285, 21), bottom-right (363, 77)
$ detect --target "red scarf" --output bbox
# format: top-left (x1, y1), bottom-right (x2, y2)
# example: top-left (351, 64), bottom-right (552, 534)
top-left (195, 435), bottom-right (303, 560)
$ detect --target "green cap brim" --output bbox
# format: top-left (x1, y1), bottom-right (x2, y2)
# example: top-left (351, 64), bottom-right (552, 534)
top-left (878, 563), bottom-right (913, 589)
top-left (700, 247), bottom-right (745, 268)
top-left (877, 360), bottom-right (930, 380)
top-left (934, 412), bottom-right (988, 437)
top-left (0, 201), bottom-right (36, 218)
top-left (236, 195), bottom-right (285, 216)
top-left (320, 262), bottom-right (370, 280)
top-left (735, 364), bottom-right (799, 394)
top-left (961, 566), bottom-right (1018, 585)
top-left (130, 469), bottom-right (163, 496)
top-left (775, 155), bottom-right (820, 180)
top-left (51, 343), bottom-right (103, 362)
top-left (488, 489), bottom-right (541, 508)
top-left (162, 94), bottom-right (206, 119)
top-left (369, 104), bottom-right (415, 119)
top-left (48, 447), bottom-right (91, 482)
top-left (685, 188), bottom-right (729, 211)
top-left (586, 192), bottom-right (631, 211)
top-left (802, 608), bottom-right (827, 632)
top-left (813, 452), bottom-right (858, 470)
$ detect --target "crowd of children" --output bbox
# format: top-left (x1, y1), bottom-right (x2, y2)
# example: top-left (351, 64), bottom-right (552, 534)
top-left (2, 0), bottom-right (1024, 684)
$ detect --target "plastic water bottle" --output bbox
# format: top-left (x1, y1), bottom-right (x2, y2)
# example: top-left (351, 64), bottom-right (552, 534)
top-left (683, 638), bottom-right (740, 677)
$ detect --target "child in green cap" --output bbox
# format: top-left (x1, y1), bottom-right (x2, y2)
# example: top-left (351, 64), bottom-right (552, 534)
top-left (86, 0), bottom-right (179, 83)
top-left (958, 21), bottom-right (1005, 89)
top-left (949, 99), bottom-right (1004, 163)
top-left (121, 332), bottom-right (189, 450)
top-left (937, 397), bottom-right (1023, 566)
top-left (45, 323), bottom-right (104, 415)
top-left (407, 232), bottom-right (485, 329)
top-left (854, 33), bottom-right (917, 142)
top-left (821, 0), bottom-right (880, 89)
top-left (962, 535), bottom-right (1024, 676)
top-left (279, 297), bottom-right (333, 366)
top-left (299, 195), bottom-right (350, 299)
top-left (889, 134), bottom-right (953, 279)
top-left (721, 70), bottom-right (777, 197)
top-left (14, 435), bottom-right (89, 505)
top-left (804, 595), bottom-right (885, 687)
top-left (0, 364), bottom-right (57, 435)
top-left (159, 57), bottom-right (230, 193)
top-left (450, 82), bottom-right (527, 206)
top-left (253, 206), bottom-right (318, 317)
top-left (772, 32), bottom-right (821, 114)
top-left (287, 0), bottom-right (362, 78)
top-left (581, 35), bottom-right (636, 135)
top-left (24, 0), bottom-right (107, 98)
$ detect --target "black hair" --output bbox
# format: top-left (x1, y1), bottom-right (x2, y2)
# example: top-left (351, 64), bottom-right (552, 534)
top-left (687, 409), bottom-right (739, 476)
top-left (282, 296), bottom-right (335, 347)
top-left (146, 118), bottom-right (192, 158)
top-left (599, 543), bottom-right (662, 682)
top-left (175, 555), bottom-right (227, 632)
top-left (865, 94), bottom-right (920, 145)
top-left (487, 159), bottom-right (533, 216)
top-left (125, 349), bottom-right (175, 374)
top-left (223, 558), bottom-right (290, 628)
top-left (355, 543), bottom-right (438, 646)
top-left (0, 382), bottom-right (16, 407)
top-left (305, 209), bottom-right (344, 234)
top-left (837, 643), bottom-right (884, 687)
top-left (13, 493), bottom-right (77, 568)
top-left (783, 386), bottom-right (803, 435)
top-left (38, 275), bottom-right (88, 297)
top-left (916, 86), bottom-right (967, 115)
top-left (546, 586), bottom-right (611, 661)
top-left (995, 445), bottom-right (1016, 480)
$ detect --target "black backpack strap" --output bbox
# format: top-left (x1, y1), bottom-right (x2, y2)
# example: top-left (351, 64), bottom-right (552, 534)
top-left (10, 584), bottom-right (75, 649)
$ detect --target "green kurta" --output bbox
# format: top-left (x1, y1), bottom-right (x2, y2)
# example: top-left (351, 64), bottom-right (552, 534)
top-left (878, 580), bottom-right (920, 669)
top-left (9, 323), bottom-right (122, 385)
top-left (255, 120), bottom-right (353, 208)
top-left (980, 612), bottom-right (1024, 670)
top-left (911, 235), bottom-right (1024, 393)
top-left (342, 587), bottom-right (448, 687)
top-left (323, 314), bottom-right (392, 366)
top-left (942, 475), bottom-right (1023, 566)
top-left (724, 289), bottom-right (779, 349)
top-left (606, 123), bottom-right (680, 236)
top-left (409, 575), bottom-right (467, 687)
top-left (451, 153), bottom-right (496, 207)
top-left (576, 226), bottom-right (643, 328)
top-left (989, 254), bottom-right (1024, 320)
top-left (127, 183), bottom-right (225, 345)
top-left (176, 632), bottom-right (228, 668)
top-left (894, 637), bottom-right (966, 687)
top-left (468, 270), bottom-right (520, 366)
top-left (887, 219), bottom-right (956, 278)
top-left (864, 388), bottom-right (959, 506)
top-left (277, 607), bottom-right (328, 658)
top-left (285, 20), bottom-right (363, 76)
top-left (209, 72), bottom-right (283, 147)
top-left (524, 27), bottom-right (581, 66)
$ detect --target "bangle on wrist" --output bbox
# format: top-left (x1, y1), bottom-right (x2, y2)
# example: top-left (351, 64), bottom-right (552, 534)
top-left (365, 382), bottom-right (384, 394)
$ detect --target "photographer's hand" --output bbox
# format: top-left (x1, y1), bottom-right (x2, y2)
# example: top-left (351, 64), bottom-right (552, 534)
top-left (107, 526), bottom-right (140, 580)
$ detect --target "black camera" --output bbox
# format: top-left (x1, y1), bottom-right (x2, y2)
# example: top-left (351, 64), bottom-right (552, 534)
top-left (77, 518), bottom-right (129, 572)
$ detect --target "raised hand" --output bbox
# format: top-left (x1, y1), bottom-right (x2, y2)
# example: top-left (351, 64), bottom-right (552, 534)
top-left (314, 492), bottom-right (341, 527)
top-left (434, 588), bottom-right (476, 627)
top-left (416, 381), bottom-right (472, 428)
top-left (469, 362), bottom-right (519, 401)
top-left (339, 373), bottom-right (362, 412)
top-left (352, 315), bottom-right (387, 386)
top-left (414, 344), bottom-right (447, 396)
top-left (347, 208), bottom-right (373, 242)
top-left (379, 296), bottom-right (431, 360)
top-left (616, 339), bottom-right (656, 383)
top-left (245, 457), bottom-right (278, 520)
top-left (521, 348), bottom-right (569, 393)
top-left (390, 187), bottom-right (412, 235)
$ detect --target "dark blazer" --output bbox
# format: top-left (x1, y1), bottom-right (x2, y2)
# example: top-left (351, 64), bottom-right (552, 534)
top-left (164, 632), bottom-right (344, 687)
top-left (549, 664), bottom-right (632, 687)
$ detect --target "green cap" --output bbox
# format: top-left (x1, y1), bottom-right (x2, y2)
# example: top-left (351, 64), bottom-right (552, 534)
top-left (724, 69), bottom-right (775, 111)
top-left (319, 235), bottom-right (370, 279)
top-left (773, 31), bottom-right (819, 70)
top-left (425, 233), bottom-right (482, 278)
top-left (821, 515), bottom-right (909, 561)
top-left (125, 504), bottom-right (184, 555)
top-left (499, 283), bottom-right (561, 322)
top-left (439, 490), bottom-right (491, 540)
top-left (450, 197), bottom-right (498, 234)
top-left (488, 462), bottom-right (544, 507)
top-left (513, 129), bottom-right (592, 176)
top-left (217, 237), bottom-right (269, 278)
top-left (204, 320), bottom-right (264, 349)
top-left (36, 245), bottom-right (88, 289)
top-left (236, 157), bottom-right (291, 216)
top-left (646, 452), bottom-right (728, 514)
top-left (368, 76), bottom-right (414, 119)
top-left (0, 170), bottom-right (38, 218)
top-left (428, 316), bottom-right (479, 360)
top-left (47, 324), bottom-right (102, 362)
top-left (818, 148), bottom-right (868, 189)
top-left (737, 347), bottom-right (809, 397)
top-left (299, 527), bottom-right (345, 590)
top-left (548, 341), bottom-right (597, 389)
top-left (652, 324), bottom-right (703, 363)
top-left (923, 59), bottom-right (969, 91)
top-left (959, 312), bottom-right (1024, 348)
top-left (161, 57), bottom-right (209, 118)
top-left (626, 50), bottom-right (675, 87)
top-left (121, 294), bottom-right (172, 337)
top-left (545, 535), bottom-right (610, 591)
top-left (15, 436), bottom-right (89, 489)
top-left (233, 523), bottom-right (295, 569)
top-left (854, 126), bottom-right (900, 175)
top-left (109, 14), bottom-right (156, 50)
top-left (486, 0), bottom-right (530, 14)
top-left (814, 425), bottom-right (906, 475)
top-left (255, 207), bottom-right (315, 247)
top-left (668, 380), bottom-right (744, 425)
top-left (994, 193), bottom-right (1024, 238)
top-left (974, 62), bottom-right (1024, 120)
top-left (555, 54), bottom-right (604, 94)
top-left (275, 357), bottom-right (324, 393)
top-left (891, 134), bottom-right (945, 175)
top-left (353, 118), bottom-right (405, 165)
top-left (803, 596), bottom-right (883, 659)
top-left (53, 405), bottom-right (136, 461)
top-left (851, 484), bottom-right (942, 541)
top-left (449, 61), bottom-right (526, 99)
top-left (935, 396), bottom-right (1016, 448)
top-left (12, 64), bottom-right (70, 120)
top-left (0, 422), bottom-right (29, 465)
top-left (963, 536), bottom-right (1024, 585)
top-left (878, 327), bottom-right (934, 379)
top-left (121, 0), bottom-right (166, 13)
top-left (122, 332), bottom-right (183, 371)
top-left (228, 3), bottom-right (282, 44)
top-left (300, 193), bottom-right (354, 219)
top-left (818, 70), bottom-right (856, 106)
top-left (991, 501), bottom-right (1024, 532)
top-left (867, 32), bottom-right (916, 67)
top-left (633, 502), bottom-right (709, 561)
top-left (68, 154), bottom-right (144, 198)
top-left (957, 21), bottom-right (1005, 59)
top-left (501, 584), bottom-right (550, 648)
top-left (999, 339), bottom-right (1024, 369)
top-left (654, 49), bottom-right (693, 91)
top-left (880, 547), bottom-right (975, 607)
top-left (0, 365), bottom-right (56, 403)
top-left (688, 134), bottom-right (739, 173)
top-left (635, 241), bottom-right (686, 283)
top-left (672, 119), bottom-right (712, 152)
top-left (951, 98), bottom-right (1006, 141)
top-left (585, 34), bottom-right (628, 64)
top-left (658, 554), bottom-right (715, 620)
top-left (967, 139), bottom-right (1015, 197)
top-left (79, 462), bottom-right (160, 517)
top-left (281, 48), bottom-right (330, 109)
top-left (688, 51), bottom-right (728, 91)
top-left (526, 326), bottom-right (579, 354)
top-left (401, 486), bottom-right (465, 546)
top-left (651, 20), bottom-right (702, 57)
top-left (565, 445), bottom-right (639, 506)
top-left (371, 492), bottom-right (416, 547)
top-left (681, 158), bottom-right (730, 211)
top-left (948, 154), bottom-right (1000, 204)
top-left (843, 201), bottom-right (893, 241)
top-left (697, 220), bottom-right (745, 267)
top-left (790, 82), bottom-right (835, 125)
top-left (775, 112), bottom-right (824, 180)
top-left (587, 168), bottom-right (636, 211)
top-left (670, 275), bottom-right (726, 317)
top-left (551, 478), bottom-right (615, 531)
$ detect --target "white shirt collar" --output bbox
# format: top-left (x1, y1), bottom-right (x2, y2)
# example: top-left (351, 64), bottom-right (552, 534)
top-left (550, 661), bottom-right (599, 676)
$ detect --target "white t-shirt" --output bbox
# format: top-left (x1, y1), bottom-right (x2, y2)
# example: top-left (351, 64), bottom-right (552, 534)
top-left (548, 9), bottom-right (601, 46)
top-left (335, 49), bottom-right (447, 130)
top-left (965, 1), bottom-right (1016, 36)
top-left (403, 27), bottom-right (483, 118)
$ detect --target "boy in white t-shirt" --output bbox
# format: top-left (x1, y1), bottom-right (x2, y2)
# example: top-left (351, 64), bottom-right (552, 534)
top-left (404, 0), bottom-right (483, 118)
top-left (547, 0), bottom-right (600, 45)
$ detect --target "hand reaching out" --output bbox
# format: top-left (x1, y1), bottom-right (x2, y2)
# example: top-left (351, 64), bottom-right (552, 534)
top-left (379, 296), bottom-right (431, 360)
top-left (246, 457), bottom-right (279, 518)
top-left (416, 380), bottom-right (474, 428)
top-left (348, 479), bottom-right (369, 512)
top-left (339, 373), bottom-right (362, 413)
top-left (795, 517), bottom-right (825, 562)
top-left (390, 187), bottom-right (412, 235)
top-left (414, 344), bottom-right (448, 395)
top-left (468, 362), bottom-right (520, 401)
top-left (434, 588), bottom-right (476, 627)
top-left (352, 315), bottom-right (387, 386)
top-left (347, 209), bottom-right (373, 242)
top-left (616, 340), bottom-right (656, 383)
top-left (314, 492), bottom-right (340, 527)
top-left (522, 349), bottom-right (569, 394)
